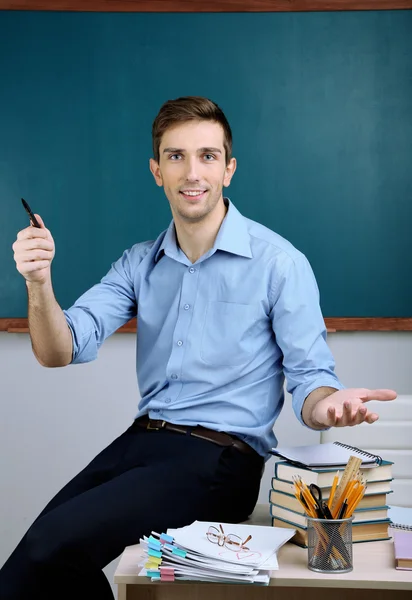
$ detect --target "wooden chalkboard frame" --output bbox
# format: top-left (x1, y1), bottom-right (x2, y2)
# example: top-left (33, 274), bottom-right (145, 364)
top-left (1, 318), bottom-right (412, 333)
top-left (0, 1), bottom-right (412, 12)
top-left (1, 1), bottom-right (411, 331)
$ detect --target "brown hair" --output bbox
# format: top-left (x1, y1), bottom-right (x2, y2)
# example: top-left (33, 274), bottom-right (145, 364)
top-left (152, 96), bottom-right (233, 166)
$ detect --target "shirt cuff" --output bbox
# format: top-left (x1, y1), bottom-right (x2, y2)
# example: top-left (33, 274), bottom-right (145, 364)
top-left (64, 308), bottom-right (99, 364)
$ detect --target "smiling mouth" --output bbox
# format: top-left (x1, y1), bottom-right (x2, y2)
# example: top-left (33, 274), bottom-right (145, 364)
top-left (179, 190), bottom-right (207, 200)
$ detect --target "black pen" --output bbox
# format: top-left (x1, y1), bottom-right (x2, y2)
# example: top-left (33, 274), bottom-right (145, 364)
top-left (338, 500), bottom-right (348, 520)
top-left (21, 198), bottom-right (41, 228)
top-left (321, 501), bottom-right (334, 520)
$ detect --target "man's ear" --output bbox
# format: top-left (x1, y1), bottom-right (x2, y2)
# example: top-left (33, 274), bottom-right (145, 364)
top-left (149, 158), bottom-right (163, 187)
top-left (223, 157), bottom-right (237, 188)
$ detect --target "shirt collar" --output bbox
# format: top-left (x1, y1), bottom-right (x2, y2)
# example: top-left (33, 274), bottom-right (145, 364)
top-left (155, 219), bottom-right (180, 263)
top-left (213, 198), bottom-right (252, 259)
top-left (155, 198), bottom-right (252, 263)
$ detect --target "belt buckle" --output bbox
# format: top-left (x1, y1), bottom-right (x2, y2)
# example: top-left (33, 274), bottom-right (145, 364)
top-left (146, 420), bottom-right (166, 431)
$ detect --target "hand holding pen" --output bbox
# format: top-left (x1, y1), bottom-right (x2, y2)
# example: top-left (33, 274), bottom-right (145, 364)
top-left (13, 198), bottom-right (55, 285)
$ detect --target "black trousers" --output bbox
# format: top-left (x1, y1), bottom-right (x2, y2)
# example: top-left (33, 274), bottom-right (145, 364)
top-left (0, 421), bottom-right (264, 600)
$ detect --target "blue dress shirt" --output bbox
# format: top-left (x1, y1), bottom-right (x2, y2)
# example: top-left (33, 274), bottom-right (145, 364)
top-left (64, 199), bottom-right (344, 457)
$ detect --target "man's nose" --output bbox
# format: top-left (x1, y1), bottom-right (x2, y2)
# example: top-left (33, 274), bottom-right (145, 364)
top-left (184, 158), bottom-right (200, 181)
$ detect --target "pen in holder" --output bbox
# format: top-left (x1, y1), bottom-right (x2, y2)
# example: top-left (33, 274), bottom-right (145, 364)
top-left (307, 516), bottom-right (353, 574)
top-left (292, 455), bottom-right (365, 574)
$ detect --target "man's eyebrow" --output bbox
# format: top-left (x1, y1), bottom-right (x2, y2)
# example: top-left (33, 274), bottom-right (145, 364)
top-left (162, 147), bottom-right (222, 154)
top-left (163, 148), bottom-right (183, 154)
top-left (199, 147), bottom-right (222, 154)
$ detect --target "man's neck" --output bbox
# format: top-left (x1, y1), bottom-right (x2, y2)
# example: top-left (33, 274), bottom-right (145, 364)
top-left (174, 199), bottom-right (227, 264)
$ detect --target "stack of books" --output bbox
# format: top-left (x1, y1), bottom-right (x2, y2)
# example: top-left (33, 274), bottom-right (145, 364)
top-left (138, 519), bottom-right (295, 584)
top-left (269, 442), bottom-right (393, 547)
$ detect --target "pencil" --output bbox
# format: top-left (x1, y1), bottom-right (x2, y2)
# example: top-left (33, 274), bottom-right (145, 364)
top-left (347, 486), bottom-right (366, 517)
top-left (327, 472), bottom-right (339, 510)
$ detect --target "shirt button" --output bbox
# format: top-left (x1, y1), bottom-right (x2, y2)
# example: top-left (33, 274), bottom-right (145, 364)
top-left (171, 374), bottom-right (178, 380)
top-left (177, 340), bottom-right (183, 346)
top-left (189, 267), bottom-right (195, 273)
top-left (165, 398), bottom-right (171, 404)
top-left (184, 304), bottom-right (190, 310)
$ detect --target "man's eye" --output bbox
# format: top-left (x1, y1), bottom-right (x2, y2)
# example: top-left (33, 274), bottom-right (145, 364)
top-left (169, 154), bottom-right (182, 160)
top-left (204, 154), bottom-right (215, 161)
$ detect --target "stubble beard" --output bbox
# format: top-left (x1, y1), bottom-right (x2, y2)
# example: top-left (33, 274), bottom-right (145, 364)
top-left (174, 186), bottom-right (223, 224)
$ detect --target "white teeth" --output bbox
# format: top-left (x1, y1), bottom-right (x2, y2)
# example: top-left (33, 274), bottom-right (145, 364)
top-left (181, 191), bottom-right (204, 196)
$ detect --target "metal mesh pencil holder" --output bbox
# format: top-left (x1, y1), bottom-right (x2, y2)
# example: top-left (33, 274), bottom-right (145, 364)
top-left (307, 516), bottom-right (353, 574)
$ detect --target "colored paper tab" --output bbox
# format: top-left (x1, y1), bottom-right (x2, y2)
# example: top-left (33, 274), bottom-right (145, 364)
top-left (145, 558), bottom-right (162, 569)
top-left (148, 541), bottom-right (162, 551)
top-left (172, 547), bottom-right (187, 557)
top-left (148, 549), bottom-right (162, 559)
top-left (160, 567), bottom-right (174, 574)
top-left (148, 535), bottom-right (160, 544)
top-left (160, 533), bottom-right (174, 544)
top-left (147, 569), bottom-right (160, 577)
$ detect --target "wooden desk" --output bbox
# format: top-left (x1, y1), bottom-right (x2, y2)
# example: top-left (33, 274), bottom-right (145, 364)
top-left (114, 506), bottom-right (412, 600)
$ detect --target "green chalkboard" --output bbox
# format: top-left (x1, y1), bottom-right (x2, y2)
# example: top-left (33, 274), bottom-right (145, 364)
top-left (1, 10), bottom-right (411, 318)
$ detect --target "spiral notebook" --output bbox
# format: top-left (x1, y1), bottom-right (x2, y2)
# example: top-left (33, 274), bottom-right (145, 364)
top-left (389, 506), bottom-right (412, 531)
top-left (269, 441), bottom-right (382, 471)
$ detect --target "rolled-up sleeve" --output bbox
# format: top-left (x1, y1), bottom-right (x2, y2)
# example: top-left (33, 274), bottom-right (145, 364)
top-left (63, 247), bottom-right (139, 364)
top-left (269, 251), bottom-right (345, 428)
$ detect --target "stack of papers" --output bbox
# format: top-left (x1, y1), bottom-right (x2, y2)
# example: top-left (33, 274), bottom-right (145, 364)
top-left (139, 520), bottom-right (295, 584)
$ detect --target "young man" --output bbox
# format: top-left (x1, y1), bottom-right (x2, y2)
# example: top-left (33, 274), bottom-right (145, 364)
top-left (2, 96), bottom-right (396, 600)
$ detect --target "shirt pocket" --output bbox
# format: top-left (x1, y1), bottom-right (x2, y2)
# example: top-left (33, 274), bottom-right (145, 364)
top-left (200, 301), bottom-right (257, 367)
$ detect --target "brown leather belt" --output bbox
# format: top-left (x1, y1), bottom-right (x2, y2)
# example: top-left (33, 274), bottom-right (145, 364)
top-left (134, 415), bottom-right (256, 455)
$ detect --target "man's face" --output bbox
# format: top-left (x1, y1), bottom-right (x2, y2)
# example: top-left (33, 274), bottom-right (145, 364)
top-left (150, 120), bottom-right (236, 223)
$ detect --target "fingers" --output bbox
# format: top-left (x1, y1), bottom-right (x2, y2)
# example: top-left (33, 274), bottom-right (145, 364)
top-left (326, 405), bottom-right (338, 426)
top-left (328, 402), bottom-right (377, 427)
top-left (352, 404), bottom-right (368, 425)
top-left (17, 226), bottom-right (50, 241)
top-left (14, 249), bottom-right (54, 263)
top-left (13, 221), bottom-right (55, 283)
top-left (358, 389), bottom-right (397, 402)
top-left (13, 238), bottom-right (54, 252)
top-left (14, 237), bottom-right (54, 251)
top-left (33, 213), bottom-right (46, 228)
top-left (365, 412), bottom-right (379, 424)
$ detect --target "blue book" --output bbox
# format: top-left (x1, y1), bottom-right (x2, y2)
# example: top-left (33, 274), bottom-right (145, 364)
top-left (272, 515), bottom-right (391, 548)
top-left (273, 459), bottom-right (393, 488)
top-left (270, 501), bottom-right (389, 526)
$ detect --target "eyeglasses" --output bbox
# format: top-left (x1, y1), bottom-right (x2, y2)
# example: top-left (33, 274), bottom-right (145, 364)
top-left (206, 524), bottom-right (252, 552)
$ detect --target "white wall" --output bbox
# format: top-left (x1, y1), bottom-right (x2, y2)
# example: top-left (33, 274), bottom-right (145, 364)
top-left (1, 331), bottom-right (411, 592)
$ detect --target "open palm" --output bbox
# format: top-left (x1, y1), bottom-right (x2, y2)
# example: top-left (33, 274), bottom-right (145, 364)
top-left (312, 388), bottom-right (397, 427)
